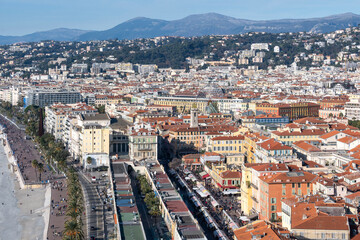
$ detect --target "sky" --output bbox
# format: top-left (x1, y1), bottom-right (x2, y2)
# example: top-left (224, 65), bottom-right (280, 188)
top-left (0, 0), bottom-right (359, 36)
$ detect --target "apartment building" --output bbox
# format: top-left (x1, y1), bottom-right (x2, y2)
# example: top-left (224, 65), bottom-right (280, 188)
top-left (255, 138), bottom-right (294, 163)
top-left (242, 132), bottom-right (269, 163)
top-left (204, 163), bottom-right (241, 190)
top-left (154, 96), bottom-right (209, 113)
top-left (0, 86), bottom-right (22, 106)
top-left (153, 96), bottom-right (248, 113)
top-left (129, 128), bottom-right (158, 161)
top-left (25, 88), bottom-right (81, 107)
top-left (258, 171), bottom-right (316, 222)
top-left (94, 95), bottom-right (122, 106)
top-left (69, 113), bottom-right (111, 165)
top-left (256, 102), bottom-right (320, 120)
top-left (345, 95), bottom-right (360, 120)
top-left (240, 163), bottom-right (289, 216)
top-left (209, 135), bottom-right (244, 154)
top-left (282, 197), bottom-right (350, 240)
top-left (271, 128), bottom-right (326, 146)
top-left (181, 154), bottom-right (202, 170)
top-left (45, 102), bottom-right (97, 140)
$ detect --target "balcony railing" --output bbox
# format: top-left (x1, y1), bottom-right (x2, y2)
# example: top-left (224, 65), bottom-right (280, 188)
top-left (250, 182), bottom-right (259, 190)
top-left (282, 208), bottom-right (290, 216)
top-left (138, 147), bottom-right (152, 151)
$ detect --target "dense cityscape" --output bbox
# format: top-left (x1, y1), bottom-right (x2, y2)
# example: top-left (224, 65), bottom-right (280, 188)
top-left (3, 9), bottom-right (360, 240)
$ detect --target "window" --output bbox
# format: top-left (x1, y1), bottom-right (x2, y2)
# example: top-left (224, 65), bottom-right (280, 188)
top-left (298, 189), bottom-right (301, 195)
top-left (307, 183), bottom-right (310, 188)
top-left (282, 189), bottom-right (286, 196)
top-left (292, 183), bottom-right (295, 188)
top-left (271, 198), bottom-right (276, 204)
top-left (321, 233), bottom-right (325, 239)
top-left (271, 205), bottom-right (276, 211)
top-left (292, 189), bottom-right (295, 195)
top-left (342, 233), bottom-right (346, 239)
top-left (282, 184), bottom-right (286, 188)
top-left (298, 183), bottom-right (301, 188)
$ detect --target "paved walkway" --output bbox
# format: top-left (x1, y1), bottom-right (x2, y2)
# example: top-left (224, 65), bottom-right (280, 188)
top-left (0, 115), bottom-right (73, 240)
top-left (47, 177), bottom-right (68, 240)
top-left (0, 115), bottom-right (52, 185)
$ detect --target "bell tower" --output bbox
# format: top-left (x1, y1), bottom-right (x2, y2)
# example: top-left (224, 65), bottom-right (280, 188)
top-left (190, 108), bottom-right (199, 128)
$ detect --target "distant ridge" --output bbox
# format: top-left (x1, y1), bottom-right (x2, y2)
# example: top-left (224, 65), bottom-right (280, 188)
top-left (1, 12), bottom-right (360, 44)
top-left (0, 28), bottom-right (91, 45)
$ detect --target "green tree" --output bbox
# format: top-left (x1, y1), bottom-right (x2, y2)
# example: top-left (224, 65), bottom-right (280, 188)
top-left (168, 158), bottom-right (182, 169)
top-left (86, 156), bottom-right (92, 165)
top-left (149, 205), bottom-right (161, 217)
top-left (96, 105), bottom-right (105, 114)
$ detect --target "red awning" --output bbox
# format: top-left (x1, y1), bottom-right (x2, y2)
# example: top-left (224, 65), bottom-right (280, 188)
top-left (202, 173), bottom-right (210, 179)
top-left (216, 182), bottom-right (238, 189)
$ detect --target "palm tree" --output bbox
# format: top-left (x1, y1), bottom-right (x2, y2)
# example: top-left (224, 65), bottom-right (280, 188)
top-left (63, 219), bottom-right (84, 240)
top-left (66, 198), bottom-right (83, 216)
top-left (65, 208), bottom-right (79, 220)
top-left (31, 160), bottom-right (39, 181)
top-left (58, 159), bottom-right (67, 171)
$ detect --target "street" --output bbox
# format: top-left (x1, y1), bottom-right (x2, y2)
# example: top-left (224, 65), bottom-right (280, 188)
top-left (78, 173), bottom-right (106, 240)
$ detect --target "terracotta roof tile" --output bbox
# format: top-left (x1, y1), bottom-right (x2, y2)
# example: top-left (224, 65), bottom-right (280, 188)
top-left (293, 141), bottom-right (321, 152)
top-left (320, 130), bottom-right (341, 139)
top-left (338, 136), bottom-right (358, 144)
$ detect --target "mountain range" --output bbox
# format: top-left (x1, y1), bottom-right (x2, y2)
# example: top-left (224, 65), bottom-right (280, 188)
top-left (1, 12), bottom-right (360, 45)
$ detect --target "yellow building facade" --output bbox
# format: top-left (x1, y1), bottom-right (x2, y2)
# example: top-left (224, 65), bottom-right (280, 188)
top-left (271, 129), bottom-right (325, 146)
top-left (242, 133), bottom-right (268, 163)
top-left (240, 164), bottom-right (253, 216)
top-left (81, 126), bottom-right (110, 156)
top-left (154, 96), bottom-right (209, 113)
